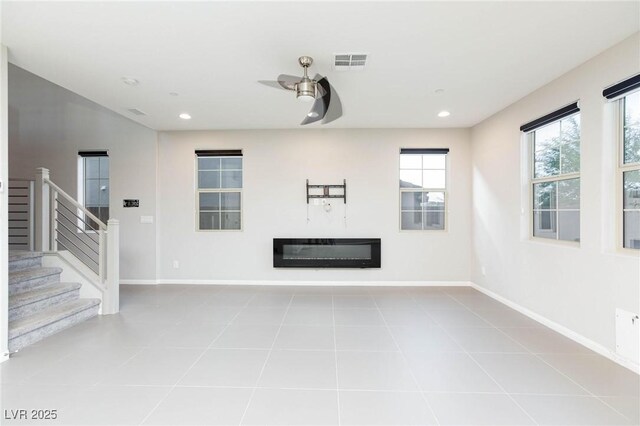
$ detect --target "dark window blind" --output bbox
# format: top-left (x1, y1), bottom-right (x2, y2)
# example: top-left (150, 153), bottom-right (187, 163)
top-left (603, 74), bottom-right (640, 100)
top-left (520, 102), bottom-right (580, 133)
top-left (400, 148), bottom-right (449, 155)
top-left (78, 150), bottom-right (108, 157)
top-left (195, 149), bottom-right (242, 157)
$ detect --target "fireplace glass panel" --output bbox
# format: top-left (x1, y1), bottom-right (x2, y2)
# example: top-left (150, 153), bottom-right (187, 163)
top-left (283, 244), bottom-right (371, 260)
top-left (274, 238), bottom-right (381, 268)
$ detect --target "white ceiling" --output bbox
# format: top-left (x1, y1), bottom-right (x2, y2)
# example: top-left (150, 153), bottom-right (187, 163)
top-left (2, 1), bottom-right (639, 131)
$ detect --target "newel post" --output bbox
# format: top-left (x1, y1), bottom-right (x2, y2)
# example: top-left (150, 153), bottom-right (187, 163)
top-left (102, 219), bottom-right (120, 314)
top-left (35, 168), bottom-right (50, 252)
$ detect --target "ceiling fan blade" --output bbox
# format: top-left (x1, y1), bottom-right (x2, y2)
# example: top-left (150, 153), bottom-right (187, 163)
top-left (301, 76), bottom-right (330, 125)
top-left (322, 78), bottom-right (342, 124)
top-left (313, 74), bottom-right (328, 97)
top-left (258, 74), bottom-right (299, 91)
top-left (301, 98), bottom-right (327, 125)
top-left (258, 80), bottom-right (287, 90)
top-left (277, 74), bottom-right (300, 90)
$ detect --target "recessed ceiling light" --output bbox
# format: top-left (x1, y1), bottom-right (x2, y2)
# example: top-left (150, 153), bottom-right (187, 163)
top-left (438, 110), bottom-right (450, 118)
top-left (121, 77), bottom-right (139, 86)
top-left (179, 113), bottom-right (191, 120)
top-left (169, 92), bottom-right (179, 97)
top-left (434, 89), bottom-right (445, 94)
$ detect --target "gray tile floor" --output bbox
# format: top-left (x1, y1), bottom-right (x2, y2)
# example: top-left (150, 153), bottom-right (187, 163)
top-left (1, 285), bottom-right (638, 425)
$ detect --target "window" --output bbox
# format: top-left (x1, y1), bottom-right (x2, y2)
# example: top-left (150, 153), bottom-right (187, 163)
top-left (79, 151), bottom-right (109, 229)
top-left (399, 148), bottom-right (448, 230)
top-left (196, 150), bottom-right (242, 231)
top-left (603, 74), bottom-right (640, 250)
top-left (524, 105), bottom-right (581, 242)
top-left (621, 91), bottom-right (640, 249)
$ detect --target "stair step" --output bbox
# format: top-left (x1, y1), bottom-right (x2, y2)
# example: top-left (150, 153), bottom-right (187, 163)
top-left (9, 251), bottom-right (43, 262)
top-left (9, 267), bottom-right (63, 295)
top-left (9, 282), bottom-right (81, 322)
top-left (9, 251), bottom-right (43, 272)
top-left (9, 298), bottom-right (101, 351)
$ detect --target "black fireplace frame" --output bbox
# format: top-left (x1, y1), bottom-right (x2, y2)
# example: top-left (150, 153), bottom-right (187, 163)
top-left (273, 238), bottom-right (381, 268)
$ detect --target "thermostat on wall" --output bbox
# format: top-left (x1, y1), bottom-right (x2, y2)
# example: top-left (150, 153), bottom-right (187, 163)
top-left (123, 199), bottom-right (139, 208)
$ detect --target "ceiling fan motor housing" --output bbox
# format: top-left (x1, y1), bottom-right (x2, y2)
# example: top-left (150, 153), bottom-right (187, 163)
top-left (295, 56), bottom-right (316, 100)
top-left (295, 78), bottom-right (316, 100)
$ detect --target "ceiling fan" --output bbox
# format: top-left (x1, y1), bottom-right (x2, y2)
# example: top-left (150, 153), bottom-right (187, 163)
top-left (259, 56), bottom-right (342, 125)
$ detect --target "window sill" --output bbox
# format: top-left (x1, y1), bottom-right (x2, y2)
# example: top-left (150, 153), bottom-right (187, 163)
top-left (399, 229), bottom-right (449, 233)
top-left (525, 237), bottom-right (581, 249)
top-left (606, 248), bottom-right (640, 258)
top-left (196, 229), bottom-right (243, 232)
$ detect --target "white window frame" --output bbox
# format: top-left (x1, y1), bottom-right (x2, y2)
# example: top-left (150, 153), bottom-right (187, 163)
top-left (398, 149), bottom-right (448, 232)
top-left (77, 152), bottom-right (109, 233)
top-left (617, 92), bottom-right (640, 250)
top-left (528, 112), bottom-right (581, 244)
top-left (195, 154), bottom-right (243, 232)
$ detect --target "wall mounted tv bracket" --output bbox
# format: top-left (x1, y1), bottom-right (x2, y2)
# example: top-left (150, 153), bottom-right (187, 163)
top-left (306, 179), bottom-right (346, 204)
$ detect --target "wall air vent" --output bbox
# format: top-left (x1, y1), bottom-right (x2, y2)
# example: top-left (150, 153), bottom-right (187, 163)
top-left (127, 108), bottom-right (146, 116)
top-left (333, 53), bottom-right (368, 71)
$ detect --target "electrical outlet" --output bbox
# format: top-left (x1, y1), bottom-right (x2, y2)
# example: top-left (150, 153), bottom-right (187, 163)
top-left (481, 266), bottom-right (487, 276)
top-left (172, 260), bottom-right (180, 269)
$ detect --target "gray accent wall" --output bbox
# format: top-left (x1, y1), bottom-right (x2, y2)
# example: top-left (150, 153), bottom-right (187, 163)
top-left (8, 65), bottom-right (158, 281)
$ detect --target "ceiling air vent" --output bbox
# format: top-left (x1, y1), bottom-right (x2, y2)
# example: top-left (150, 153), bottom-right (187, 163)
top-left (127, 108), bottom-right (146, 116)
top-left (333, 53), bottom-right (368, 71)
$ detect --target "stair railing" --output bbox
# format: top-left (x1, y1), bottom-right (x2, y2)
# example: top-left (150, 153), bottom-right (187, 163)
top-left (8, 178), bottom-right (35, 251)
top-left (34, 167), bottom-right (119, 314)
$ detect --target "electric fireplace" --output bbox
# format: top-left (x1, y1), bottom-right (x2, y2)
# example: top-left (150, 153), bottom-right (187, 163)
top-left (273, 238), bottom-right (381, 268)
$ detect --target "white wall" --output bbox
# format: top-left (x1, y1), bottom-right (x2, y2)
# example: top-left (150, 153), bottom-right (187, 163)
top-left (471, 33), bottom-right (640, 356)
top-left (158, 128), bottom-right (471, 283)
top-left (8, 65), bottom-right (158, 280)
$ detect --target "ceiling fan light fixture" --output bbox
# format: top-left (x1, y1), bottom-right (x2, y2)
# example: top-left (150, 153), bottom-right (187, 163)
top-left (297, 94), bottom-right (315, 102)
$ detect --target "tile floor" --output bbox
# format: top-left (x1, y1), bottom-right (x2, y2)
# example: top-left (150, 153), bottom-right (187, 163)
top-left (1, 285), bottom-right (638, 425)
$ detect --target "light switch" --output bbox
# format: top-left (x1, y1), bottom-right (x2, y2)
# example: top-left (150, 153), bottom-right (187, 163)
top-left (140, 215), bottom-right (154, 224)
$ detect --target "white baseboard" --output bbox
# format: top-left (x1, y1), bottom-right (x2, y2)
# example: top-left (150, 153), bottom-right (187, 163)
top-left (121, 279), bottom-right (472, 287)
top-left (470, 282), bottom-right (640, 375)
top-left (120, 279), bottom-right (159, 285)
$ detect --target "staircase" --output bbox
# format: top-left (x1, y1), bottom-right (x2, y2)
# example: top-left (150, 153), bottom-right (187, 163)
top-left (8, 251), bottom-right (101, 352)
